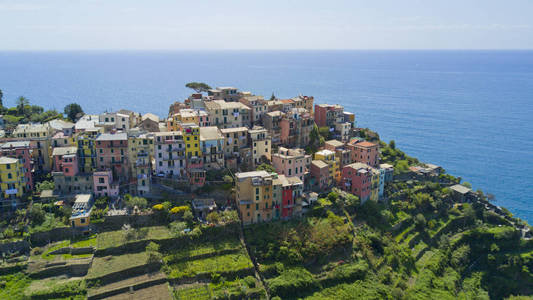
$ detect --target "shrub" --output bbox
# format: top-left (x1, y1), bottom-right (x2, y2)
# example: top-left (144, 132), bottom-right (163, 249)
top-left (268, 267), bottom-right (320, 298)
top-left (170, 206), bottom-right (189, 214)
top-left (153, 204), bottom-right (164, 211)
top-left (243, 276), bottom-right (256, 288)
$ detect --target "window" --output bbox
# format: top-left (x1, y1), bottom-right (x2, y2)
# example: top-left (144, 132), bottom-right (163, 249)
top-left (256, 204), bottom-right (259, 210)
top-left (99, 178), bottom-right (104, 183)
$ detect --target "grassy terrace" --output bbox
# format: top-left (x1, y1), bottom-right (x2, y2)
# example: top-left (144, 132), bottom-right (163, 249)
top-left (87, 252), bottom-right (149, 279)
top-left (96, 226), bottom-right (172, 249)
top-left (36, 235), bottom-right (96, 261)
top-left (162, 237), bottom-right (241, 263)
top-left (174, 284), bottom-right (212, 300)
top-left (166, 251), bottom-right (252, 279)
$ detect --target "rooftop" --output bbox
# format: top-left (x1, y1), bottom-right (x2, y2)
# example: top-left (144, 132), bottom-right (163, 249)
top-left (235, 170), bottom-right (271, 180)
top-left (52, 146), bottom-right (78, 156)
top-left (220, 127), bottom-right (248, 134)
top-left (311, 160), bottom-right (328, 169)
top-left (325, 139), bottom-right (345, 148)
top-left (0, 156), bottom-right (18, 164)
top-left (200, 126), bottom-right (223, 141)
top-left (142, 113), bottom-right (160, 123)
top-left (450, 184), bottom-right (472, 195)
top-left (96, 133), bottom-right (128, 141)
top-left (0, 141), bottom-right (31, 149)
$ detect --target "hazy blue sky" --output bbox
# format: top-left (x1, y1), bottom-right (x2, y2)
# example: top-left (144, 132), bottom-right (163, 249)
top-left (1, 0), bottom-right (532, 50)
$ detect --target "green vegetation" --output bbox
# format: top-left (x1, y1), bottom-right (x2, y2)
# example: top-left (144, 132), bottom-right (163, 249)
top-left (63, 103), bottom-right (84, 122)
top-left (0, 94), bottom-right (64, 130)
top-left (166, 252), bottom-right (252, 279)
top-left (185, 82), bottom-right (212, 93)
top-left (96, 226), bottom-right (172, 249)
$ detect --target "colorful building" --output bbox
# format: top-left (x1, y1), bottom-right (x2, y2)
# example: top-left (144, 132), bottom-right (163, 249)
top-left (346, 140), bottom-right (379, 167)
top-left (199, 126), bottom-right (225, 170)
top-left (0, 141), bottom-right (33, 190)
top-left (51, 146), bottom-right (79, 176)
top-left (324, 139), bottom-right (352, 168)
top-left (314, 104), bottom-right (344, 128)
top-left (0, 156), bottom-right (25, 208)
top-left (77, 134), bottom-right (97, 173)
top-left (235, 171), bottom-right (274, 224)
top-left (70, 194), bottom-right (93, 228)
top-left (182, 124), bottom-right (201, 159)
top-left (271, 147), bottom-right (311, 183)
top-left (93, 170), bottom-right (119, 198)
top-left (263, 111), bottom-right (283, 145)
top-left (154, 131), bottom-right (186, 177)
top-left (239, 95), bottom-right (268, 125)
top-left (341, 162), bottom-right (379, 203)
top-left (127, 132), bottom-right (154, 195)
top-left (314, 149), bottom-right (340, 185)
top-left (248, 126), bottom-right (271, 167)
top-left (95, 133), bottom-right (129, 182)
top-left (272, 174), bottom-right (303, 220)
top-left (279, 108), bottom-right (314, 148)
top-left (204, 100), bottom-right (251, 129)
top-left (310, 160), bottom-right (329, 191)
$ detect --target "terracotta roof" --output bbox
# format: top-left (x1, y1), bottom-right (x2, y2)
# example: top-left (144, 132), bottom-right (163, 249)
top-left (349, 140), bottom-right (376, 148)
top-left (280, 99), bottom-right (294, 104)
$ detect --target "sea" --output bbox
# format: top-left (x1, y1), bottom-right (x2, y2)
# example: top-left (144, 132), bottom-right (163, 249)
top-left (0, 50), bottom-right (532, 223)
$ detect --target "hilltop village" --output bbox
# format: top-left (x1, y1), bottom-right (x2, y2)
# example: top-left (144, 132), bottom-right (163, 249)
top-left (0, 85), bottom-right (532, 299)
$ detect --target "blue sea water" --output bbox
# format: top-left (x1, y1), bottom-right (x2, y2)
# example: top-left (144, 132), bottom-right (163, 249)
top-left (0, 50), bottom-right (532, 223)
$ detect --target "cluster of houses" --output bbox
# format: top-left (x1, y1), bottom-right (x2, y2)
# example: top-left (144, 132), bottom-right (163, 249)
top-left (0, 86), bottom-right (396, 225)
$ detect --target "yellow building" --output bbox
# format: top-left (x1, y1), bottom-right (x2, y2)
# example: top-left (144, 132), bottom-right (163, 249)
top-left (69, 194), bottom-right (93, 228)
top-left (235, 171), bottom-right (274, 224)
top-left (13, 123), bottom-right (54, 172)
top-left (0, 157), bottom-right (25, 202)
top-left (314, 149), bottom-right (341, 185)
top-left (248, 126), bottom-right (271, 167)
top-left (182, 124), bottom-right (201, 158)
top-left (77, 134), bottom-right (97, 173)
top-left (128, 133), bottom-right (154, 195)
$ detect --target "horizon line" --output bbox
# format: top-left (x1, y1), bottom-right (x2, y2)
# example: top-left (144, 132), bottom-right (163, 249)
top-left (1, 48), bottom-right (533, 52)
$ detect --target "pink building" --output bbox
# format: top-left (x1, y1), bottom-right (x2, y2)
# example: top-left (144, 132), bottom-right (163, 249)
top-left (279, 108), bottom-right (314, 148)
top-left (187, 156), bottom-right (206, 187)
top-left (0, 141), bottom-right (34, 190)
top-left (271, 147), bottom-right (311, 183)
top-left (346, 140), bottom-right (379, 167)
top-left (95, 133), bottom-right (128, 181)
top-left (93, 170), bottom-right (119, 198)
top-left (310, 160), bottom-right (329, 191)
top-left (341, 162), bottom-right (373, 202)
top-left (314, 104), bottom-right (344, 127)
top-left (52, 146), bottom-right (79, 176)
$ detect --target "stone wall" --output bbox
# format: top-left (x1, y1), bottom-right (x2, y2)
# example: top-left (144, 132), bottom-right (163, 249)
top-left (0, 240), bottom-right (30, 255)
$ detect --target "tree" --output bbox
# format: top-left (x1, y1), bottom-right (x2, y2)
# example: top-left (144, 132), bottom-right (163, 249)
top-left (389, 140), bottom-right (396, 150)
top-left (183, 210), bottom-right (194, 226)
top-left (185, 82), bottom-right (212, 93)
top-left (0, 89), bottom-right (3, 107)
top-left (36, 180), bottom-right (54, 194)
top-left (270, 92), bottom-right (276, 100)
top-left (146, 241), bottom-right (162, 264)
top-left (207, 211), bottom-right (220, 224)
top-left (64, 103), bottom-right (84, 122)
top-left (16, 96), bottom-right (29, 115)
top-left (125, 196), bottom-right (148, 211)
top-left (256, 163), bottom-right (276, 173)
top-left (29, 203), bottom-right (46, 225)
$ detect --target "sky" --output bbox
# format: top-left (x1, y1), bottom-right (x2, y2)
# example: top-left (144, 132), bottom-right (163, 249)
top-left (1, 0), bottom-right (533, 50)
